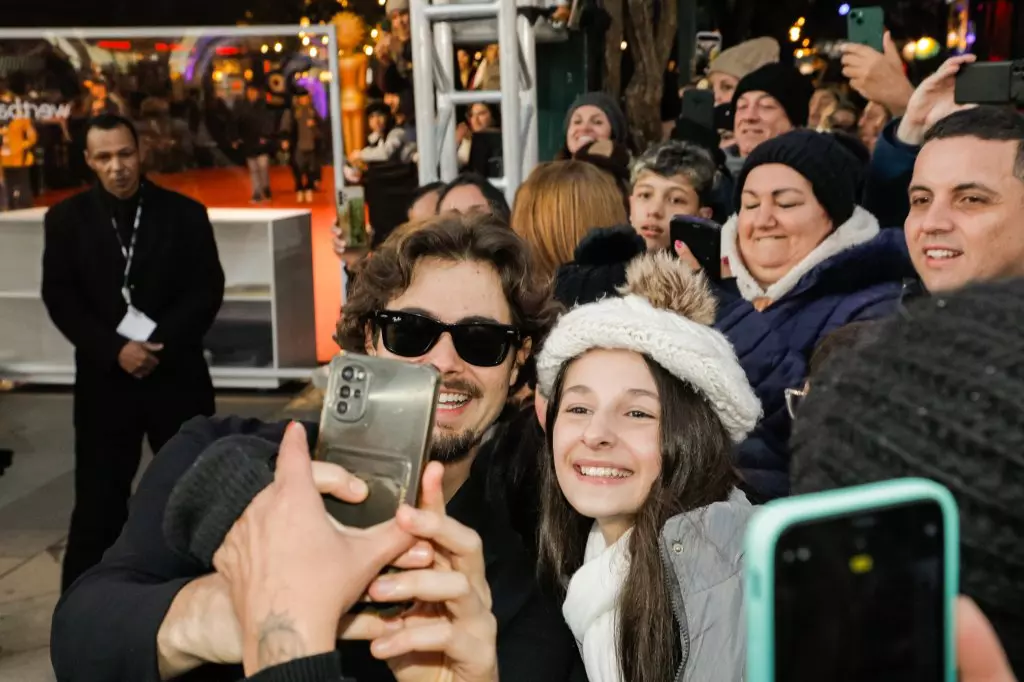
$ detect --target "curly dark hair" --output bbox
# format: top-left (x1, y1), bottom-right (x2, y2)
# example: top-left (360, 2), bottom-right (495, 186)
top-left (335, 212), bottom-right (561, 390)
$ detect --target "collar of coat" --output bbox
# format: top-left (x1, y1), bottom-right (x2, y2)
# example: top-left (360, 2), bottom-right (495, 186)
top-left (720, 205), bottom-right (881, 304)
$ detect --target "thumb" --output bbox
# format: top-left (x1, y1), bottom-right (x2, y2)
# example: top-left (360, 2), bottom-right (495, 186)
top-left (956, 597), bottom-right (1015, 681)
top-left (417, 461), bottom-right (447, 516)
top-left (883, 31), bottom-right (901, 63)
top-left (276, 422), bottom-right (315, 488)
top-left (143, 342), bottom-right (164, 351)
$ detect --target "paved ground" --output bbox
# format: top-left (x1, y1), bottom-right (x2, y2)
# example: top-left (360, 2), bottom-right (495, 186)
top-left (0, 384), bottom-right (320, 681)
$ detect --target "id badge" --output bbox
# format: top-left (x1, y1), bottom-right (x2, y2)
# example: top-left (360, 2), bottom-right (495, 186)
top-left (117, 305), bottom-right (157, 342)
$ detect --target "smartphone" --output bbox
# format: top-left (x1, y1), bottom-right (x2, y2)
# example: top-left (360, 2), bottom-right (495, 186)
top-left (669, 215), bottom-right (722, 281)
top-left (847, 6), bottom-right (885, 53)
top-left (315, 352), bottom-right (440, 529)
top-left (714, 102), bottom-right (733, 133)
top-left (744, 478), bottom-right (959, 682)
top-left (680, 89), bottom-right (716, 132)
top-left (954, 61), bottom-right (1024, 105)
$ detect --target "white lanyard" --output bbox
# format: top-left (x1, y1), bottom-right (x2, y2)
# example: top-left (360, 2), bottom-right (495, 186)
top-left (111, 197), bottom-right (143, 306)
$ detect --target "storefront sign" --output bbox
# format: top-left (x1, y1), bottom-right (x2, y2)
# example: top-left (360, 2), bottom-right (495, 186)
top-left (0, 98), bottom-right (72, 122)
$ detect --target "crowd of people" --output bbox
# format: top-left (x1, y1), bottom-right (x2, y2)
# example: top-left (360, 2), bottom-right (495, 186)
top-left (42, 21), bottom-right (1024, 682)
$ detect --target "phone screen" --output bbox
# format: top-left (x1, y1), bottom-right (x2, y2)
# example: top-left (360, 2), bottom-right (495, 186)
top-left (773, 500), bottom-right (945, 682)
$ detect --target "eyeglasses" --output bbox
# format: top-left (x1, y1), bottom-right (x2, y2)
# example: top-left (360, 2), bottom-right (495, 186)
top-left (785, 387), bottom-right (807, 420)
top-left (372, 310), bottom-right (521, 367)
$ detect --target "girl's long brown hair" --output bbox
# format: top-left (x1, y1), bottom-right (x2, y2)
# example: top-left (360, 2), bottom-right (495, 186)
top-left (538, 355), bottom-right (738, 682)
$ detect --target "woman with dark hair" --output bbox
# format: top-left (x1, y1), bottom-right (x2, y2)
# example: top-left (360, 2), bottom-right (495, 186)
top-left (533, 251), bottom-right (762, 682)
top-left (436, 172), bottom-right (511, 223)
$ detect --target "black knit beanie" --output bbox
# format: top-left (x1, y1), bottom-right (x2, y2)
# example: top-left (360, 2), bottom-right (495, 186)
top-left (731, 62), bottom-right (814, 128)
top-left (564, 92), bottom-right (629, 147)
top-left (790, 278), bottom-right (1024, 674)
top-left (733, 129), bottom-right (864, 226)
top-left (553, 225), bottom-right (646, 308)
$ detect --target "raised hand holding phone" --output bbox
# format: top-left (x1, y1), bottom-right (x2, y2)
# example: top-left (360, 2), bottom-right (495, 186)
top-left (349, 461), bottom-right (499, 682)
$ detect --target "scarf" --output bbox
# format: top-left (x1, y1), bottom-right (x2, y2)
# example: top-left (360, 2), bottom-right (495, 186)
top-left (562, 523), bottom-right (633, 682)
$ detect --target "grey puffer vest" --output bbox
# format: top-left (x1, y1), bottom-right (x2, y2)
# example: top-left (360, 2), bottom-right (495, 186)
top-left (659, 488), bottom-right (754, 682)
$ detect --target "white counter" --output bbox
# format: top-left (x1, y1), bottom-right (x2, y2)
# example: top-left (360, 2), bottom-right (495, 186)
top-left (0, 206), bottom-right (318, 389)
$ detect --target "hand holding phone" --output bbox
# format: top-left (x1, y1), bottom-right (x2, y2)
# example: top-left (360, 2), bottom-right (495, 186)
top-left (744, 479), bottom-right (959, 682)
top-left (669, 215), bottom-right (723, 281)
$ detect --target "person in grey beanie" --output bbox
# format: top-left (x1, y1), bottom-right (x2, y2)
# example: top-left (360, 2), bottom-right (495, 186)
top-left (789, 277), bottom-right (1024, 676)
top-left (562, 91), bottom-right (629, 156)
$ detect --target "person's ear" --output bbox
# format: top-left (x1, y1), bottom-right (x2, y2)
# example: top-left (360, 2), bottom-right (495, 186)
top-left (363, 322), bottom-right (377, 356)
top-left (535, 391), bottom-right (549, 432)
top-left (511, 338), bottom-right (533, 388)
top-left (699, 205), bottom-right (714, 220)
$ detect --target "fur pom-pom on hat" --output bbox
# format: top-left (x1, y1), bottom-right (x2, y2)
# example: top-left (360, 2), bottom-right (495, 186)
top-left (619, 251), bottom-right (718, 325)
top-left (538, 252), bottom-right (761, 442)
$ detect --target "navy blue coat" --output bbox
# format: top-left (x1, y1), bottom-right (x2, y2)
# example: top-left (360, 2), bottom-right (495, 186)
top-left (862, 118), bottom-right (920, 229)
top-left (714, 225), bottom-right (915, 500)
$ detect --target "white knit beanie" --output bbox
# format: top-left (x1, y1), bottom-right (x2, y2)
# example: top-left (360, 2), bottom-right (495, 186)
top-left (536, 252), bottom-right (762, 443)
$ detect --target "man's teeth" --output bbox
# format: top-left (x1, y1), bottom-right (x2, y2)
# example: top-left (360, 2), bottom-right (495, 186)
top-left (438, 392), bottom-right (469, 407)
top-left (926, 249), bottom-right (961, 260)
top-left (578, 465), bottom-right (632, 479)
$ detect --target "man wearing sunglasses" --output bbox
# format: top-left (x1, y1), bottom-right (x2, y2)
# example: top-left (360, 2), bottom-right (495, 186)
top-left (53, 213), bottom-right (581, 682)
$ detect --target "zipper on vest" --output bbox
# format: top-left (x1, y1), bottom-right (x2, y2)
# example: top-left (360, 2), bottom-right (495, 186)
top-left (660, 542), bottom-right (690, 681)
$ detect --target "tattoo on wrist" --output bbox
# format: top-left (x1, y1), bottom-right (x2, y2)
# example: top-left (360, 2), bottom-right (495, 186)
top-left (256, 611), bottom-right (308, 670)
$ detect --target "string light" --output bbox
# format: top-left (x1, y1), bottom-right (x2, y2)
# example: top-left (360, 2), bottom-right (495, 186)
top-left (274, 42), bottom-right (283, 52)
top-left (310, 46), bottom-right (318, 57)
top-left (261, 44), bottom-right (269, 53)
top-left (321, 35), bottom-right (329, 45)
top-left (302, 36), bottom-right (311, 46)
top-left (364, 45), bottom-right (374, 56)
top-left (789, 27), bottom-right (801, 42)
top-left (620, 40), bottom-right (628, 50)
top-left (371, 28), bottom-right (378, 39)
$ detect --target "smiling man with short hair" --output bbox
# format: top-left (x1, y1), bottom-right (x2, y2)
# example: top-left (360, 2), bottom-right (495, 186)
top-left (906, 106), bottom-right (1024, 292)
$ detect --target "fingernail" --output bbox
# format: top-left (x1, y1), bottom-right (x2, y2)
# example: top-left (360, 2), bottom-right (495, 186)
top-left (408, 543), bottom-right (431, 561)
top-left (374, 577), bottom-right (398, 597)
top-left (372, 638), bottom-right (393, 656)
top-left (674, 240), bottom-right (683, 249)
top-left (349, 477), bottom-right (368, 495)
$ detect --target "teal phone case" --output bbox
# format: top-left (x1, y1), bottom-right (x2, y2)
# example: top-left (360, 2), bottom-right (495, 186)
top-left (847, 6), bottom-right (886, 53)
top-left (744, 478), bottom-right (959, 682)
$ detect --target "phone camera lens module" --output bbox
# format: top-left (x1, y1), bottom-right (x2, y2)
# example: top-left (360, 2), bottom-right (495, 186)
top-left (782, 549), bottom-right (795, 563)
top-left (340, 386), bottom-right (351, 398)
top-left (796, 547), bottom-right (811, 562)
top-left (341, 366), bottom-right (355, 381)
top-left (924, 523), bottom-right (938, 537)
top-left (356, 370), bottom-right (366, 381)
top-left (337, 401), bottom-right (349, 415)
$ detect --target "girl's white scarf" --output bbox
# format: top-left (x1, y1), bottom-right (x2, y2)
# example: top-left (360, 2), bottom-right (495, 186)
top-left (562, 523), bottom-right (634, 682)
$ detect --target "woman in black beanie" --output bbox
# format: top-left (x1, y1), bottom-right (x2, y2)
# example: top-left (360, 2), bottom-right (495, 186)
top-left (700, 128), bottom-right (916, 500)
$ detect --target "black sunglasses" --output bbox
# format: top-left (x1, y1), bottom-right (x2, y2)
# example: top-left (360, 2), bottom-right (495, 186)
top-left (372, 310), bottom-right (521, 367)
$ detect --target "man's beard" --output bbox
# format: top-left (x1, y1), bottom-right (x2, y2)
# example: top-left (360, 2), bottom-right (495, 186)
top-left (429, 429), bottom-right (481, 464)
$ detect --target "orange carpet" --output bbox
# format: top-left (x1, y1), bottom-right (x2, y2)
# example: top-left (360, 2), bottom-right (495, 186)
top-left (38, 166), bottom-right (343, 363)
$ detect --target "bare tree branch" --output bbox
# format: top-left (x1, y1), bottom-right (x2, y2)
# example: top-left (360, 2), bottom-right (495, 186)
top-left (603, 0), bottom-right (626, 97)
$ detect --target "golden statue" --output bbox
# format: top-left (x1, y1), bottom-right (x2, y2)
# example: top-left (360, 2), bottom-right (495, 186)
top-left (333, 11), bottom-right (369, 159)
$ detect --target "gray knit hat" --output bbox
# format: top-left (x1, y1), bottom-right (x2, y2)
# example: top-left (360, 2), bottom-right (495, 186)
top-left (790, 279), bottom-right (1024, 674)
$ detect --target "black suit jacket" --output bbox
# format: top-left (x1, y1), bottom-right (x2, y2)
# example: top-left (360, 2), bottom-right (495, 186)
top-left (41, 182), bottom-right (225, 389)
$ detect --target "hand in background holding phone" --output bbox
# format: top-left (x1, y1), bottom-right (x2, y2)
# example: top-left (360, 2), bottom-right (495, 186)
top-left (957, 597), bottom-right (1017, 682)
top-left (897, 54), bottom-right (978, 146)
top-left (343, 461), bottom-right (498, 682)
top-left (674, 241), bottom-right (732, 279)
top-left (841, 32), bottom-right (914, 116)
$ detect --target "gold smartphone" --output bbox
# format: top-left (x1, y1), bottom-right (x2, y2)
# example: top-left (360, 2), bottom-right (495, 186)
top-left (315, 352), bottom-right (440, 529)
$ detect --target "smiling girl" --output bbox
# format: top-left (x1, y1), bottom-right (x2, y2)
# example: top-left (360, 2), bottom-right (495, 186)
top-left (534, 251), bottom-right (762, 682)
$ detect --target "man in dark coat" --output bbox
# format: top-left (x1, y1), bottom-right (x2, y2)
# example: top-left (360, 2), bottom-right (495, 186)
top-left (42, 113), bottom-right (225, 592)
top-left (51, 214), bottom-right (581, 682)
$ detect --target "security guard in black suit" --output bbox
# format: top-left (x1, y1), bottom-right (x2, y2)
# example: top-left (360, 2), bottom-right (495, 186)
top-left (42, 114), bottom-right (225, 592)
